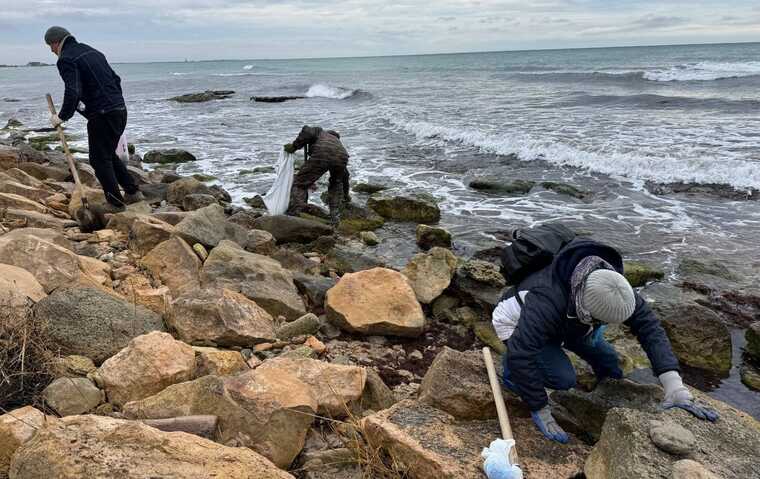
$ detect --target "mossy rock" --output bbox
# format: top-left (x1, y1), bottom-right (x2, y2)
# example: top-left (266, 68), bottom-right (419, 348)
top-left (338, 203), bottom-right (385, 234)
top-left (192, 173), bottom-right (218, 182)
top-left (239, 166), bottom-right (275, 176)
top-left (353, 182), bottom-right (388, 194)
top-left (678, 258), bottom-right (737, 282)
top-left (540, 181), bottom-right (590, 199)
top-left (367, 189), bottom-right (441, 224)
top-left (3, 118), bottom-right (23, 129)
top-left (469, 179), bottom-right (535, 195)
top-left (624, 261), bottom-right (664, 287)
top-left (29, 133), bottom-right (77, 151)
top-left (740, 364), bottom-right (760, 391)
top-left (416, 224), bottom-right (452, 250)
top-left (144, 149), bottom-right (196, 164)
top-left (55, 145), bottom-right (88, 154)
top-left (359, 231), bottom-right (379, 246)
top-left (127, 143), bottom-right (136, 155)
top-left (472, 321), bottom-right (506, 354)
top-left (746, 323), bottom-right (760, 361)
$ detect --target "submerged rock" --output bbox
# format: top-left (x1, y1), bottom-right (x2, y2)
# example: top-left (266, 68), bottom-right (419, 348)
top-left (170, 90), bottom-right (235, 103)
top-left (416, 224), bottom-right (452, 250)
top-left (367, 189), bottom-right (441, 224)
top-left (624, 260), bottom-right (665, 287)
top-left (645, 180), bottom-right (759, 201)
top-left (337, 203), bottom-right (385, 234)
top-left (326, 267), bottom-right (425, 337)
top-left (540, 181), bottom-right (590, 199)
top-left (251, 95), bottom-right (305, 103)
top-left (468, 178), bottom-right (535, 195)
top-left (143, 148), bottom-right (196, 164)
top-left (8, 415), bottom-right (293, 479)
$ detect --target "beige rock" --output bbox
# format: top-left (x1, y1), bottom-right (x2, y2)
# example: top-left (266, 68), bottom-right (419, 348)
top-left (105, 211), bottom-right (148, 234)
top-left (94, 331), bottom-right (196, 406)
top-left (141, 236), bottom-right (201, 295)
top-left (0, 192), bottom-right (46, 213)
top-left (51, 355), bottom-right (97, 379)
top-left (0, 180), bottom-right (52, 202)
top-left (168, 288), bottom-right (276, 347)
top-left (0, 208), bottom-right (73, 230)
top-left (1, 227), bottom-right (72, 249)
top-left (0, 145), bottom-right (21, 170)
top-left (193, 346), bottom-right (249, 377)
top-left (77, 255), bottom-right (112, 288)
top-left (8, 415), bottom-right (294, 479)
top-left (326, 267), bottom-right (425, 337)
top-left (0, 234), bottom-right (88, 293)
top-left (128, 216), bottom-right (176, 256)
top-left (42, 377), bottom-right (104, 416)
top-left (3, 168), bottom-right (47, 189)
top-left (0, 264), bottom-right (47, 306)
top-left (672, 459), bottom-right (720, 479)
top-left (257, 357), bottom-right (367, 417)
top-left (123, 368), bottom-right (316, 469)
top-left (304, 335), bottom-right (326, 354)
top-left (201, 240), bottom-right (306, 320)
top-left (402, 247), bottom-right (458, 304)
top-left (0, 406), bottom-right (46, 476)
top-left (122, 284), bottom-right (171, 315)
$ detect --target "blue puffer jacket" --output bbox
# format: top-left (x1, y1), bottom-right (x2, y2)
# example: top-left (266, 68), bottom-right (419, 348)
top-left (504, 238), bottom-right (679, 411)
top-left (56, 36), bottom-right (125, 121)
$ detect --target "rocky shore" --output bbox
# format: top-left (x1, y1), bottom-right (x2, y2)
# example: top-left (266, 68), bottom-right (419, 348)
top-left (1, 118), bottom-right (759, 479)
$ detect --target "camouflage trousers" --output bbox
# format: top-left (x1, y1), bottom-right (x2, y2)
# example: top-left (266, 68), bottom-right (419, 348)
top-left (287, 158), bottom-right (349, 222)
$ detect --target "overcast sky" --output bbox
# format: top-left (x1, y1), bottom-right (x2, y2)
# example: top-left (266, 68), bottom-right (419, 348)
top-left (2, 0), bottom-right (759, 64)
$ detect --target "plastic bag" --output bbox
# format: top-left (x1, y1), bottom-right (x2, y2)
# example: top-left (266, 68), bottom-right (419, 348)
top-left (116, 132), bottom-right (128, 162)
top-left (263, 150), bottom-right (295, 215)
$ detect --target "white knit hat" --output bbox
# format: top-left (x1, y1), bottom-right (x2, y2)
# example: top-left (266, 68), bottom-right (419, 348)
top-left (582, 269), bottom-right (635, 324)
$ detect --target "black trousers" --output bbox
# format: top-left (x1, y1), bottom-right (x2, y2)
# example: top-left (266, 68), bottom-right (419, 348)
top-left (87, 108), bottom-right (137, 206)
top-left (287, 158), bottom-right (349, 216)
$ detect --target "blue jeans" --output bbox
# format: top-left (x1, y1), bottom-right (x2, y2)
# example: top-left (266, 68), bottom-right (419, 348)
top-left (503, 337), bottom-right (623, 392)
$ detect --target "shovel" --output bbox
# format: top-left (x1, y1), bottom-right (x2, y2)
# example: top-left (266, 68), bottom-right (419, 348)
top-left (482, 346), bottom-right (523, 479)
top-left (45, 94), bottom-right (103, 232)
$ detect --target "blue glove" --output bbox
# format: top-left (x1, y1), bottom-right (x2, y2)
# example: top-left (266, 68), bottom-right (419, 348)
top-left (482, 438), bottom-right (523, 479)
top-left (531, 406), bottom-right (569, 443)
top-left (659, 371), bottom-right (719, 422)
top-left (584, 324), bottom-right (607, 347)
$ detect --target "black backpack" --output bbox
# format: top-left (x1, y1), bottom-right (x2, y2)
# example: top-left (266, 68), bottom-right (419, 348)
top-left (500, 223), bottom-right (577, 285)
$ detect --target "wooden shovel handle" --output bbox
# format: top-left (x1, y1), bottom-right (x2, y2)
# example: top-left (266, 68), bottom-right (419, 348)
top-left (483, 346), bottom-right (519, 464)
top-left (45, 93), bottom-right (84, 189)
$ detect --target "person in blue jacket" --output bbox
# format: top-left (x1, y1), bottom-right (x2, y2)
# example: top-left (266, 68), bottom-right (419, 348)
top-left (492, 238), bottom-right (719, 443)
top-left (45, 26), bottom-right (143, 212)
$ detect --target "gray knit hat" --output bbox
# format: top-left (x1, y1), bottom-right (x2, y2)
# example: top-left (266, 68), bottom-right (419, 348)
top-left (44, 26), bottom-right (70, 45)
top-left (582, 269), bottom-right (635, 324)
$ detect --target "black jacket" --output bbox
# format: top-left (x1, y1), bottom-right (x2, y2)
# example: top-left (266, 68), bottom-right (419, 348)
top-left (504, 239), bottom-right (679, 411)
top-left (292, 126), bottom-right (349, 165)
top-left (56, 36), bottom-right (125, 121)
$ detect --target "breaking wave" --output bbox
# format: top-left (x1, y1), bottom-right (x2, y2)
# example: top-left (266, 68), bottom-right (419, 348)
top-left (643, 61), bottom-right (760, 82)
top-left (391, 118), bottom-right (760, 190)
top-left (243, 64), bottom-right (254, 70)
top-left (305, 84), bottom-right (358, 99)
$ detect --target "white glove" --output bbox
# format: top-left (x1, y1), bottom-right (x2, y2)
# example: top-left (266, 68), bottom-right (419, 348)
top-left (659, 371), bottom-right (719, 421)
top-left (49, 114), bottom-right (63, 128)
top-left (482, 438), bottom-right (523, 479)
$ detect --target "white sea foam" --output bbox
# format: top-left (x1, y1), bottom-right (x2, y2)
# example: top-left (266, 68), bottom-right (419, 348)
top-left (305, 84), bottom-right (356, 99)
top-left (170, 72), bottom-right (193, 76)
top-left (643, 61), bottom-right (760, 82)
top-left (392, 119), bottom-right (760, 190)
top-left (243, 64), bottom-right (254, 70)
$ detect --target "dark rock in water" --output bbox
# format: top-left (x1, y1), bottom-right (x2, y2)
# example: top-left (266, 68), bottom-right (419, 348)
top-left (3, 118), bottom-right (22, 129)
top-left (540, 181), bottom-right (590, 200)
top-left (208, 184), bottom-right (231, 203)
top-left (251, 96), bottom-right (305, 103)
top-left (192, 173), bottom-right (217, 182)
top-left (645, 180), bottom-right (759, 201)
top-left (741, 363), bottom-right (760, 391)
top-left (253, 215), bottom-right (333, 244)
top-left (416, 224), bottom-right (452, 250)
top-left (575, 381), bottom-right (760, 479)
top-left (352, 182), bottom-right (388, 194)
top-left (182, 193), bottom-right (217, 211)
top-left (292, 272), bottom-right (336, 311)
top-left (623, 260), bottom-right (664, 287)
top-left (367, 189), bottom-right (441, 224)
top-left (337, 203), bottom-right (385, 234)
top-left (469, 178), bottom-right (535, 195)
top-left (34, 287), bottom-right (165, 364)
top-left (747, 322), bottom-right (760, 361)
top-left (640, 283), bottom-right (731, 375)
top-left (144, 149), bottom-right (196, 164)
top-left (239, 166), bottom-right (275, 175)
top-left (170, 90), bottom-right (234, 103)
top-left (243, 195), bottom-right (266, 209)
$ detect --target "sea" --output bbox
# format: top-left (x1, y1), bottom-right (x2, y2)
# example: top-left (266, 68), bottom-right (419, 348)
top-left (1, 42), bottom-right (759, 414)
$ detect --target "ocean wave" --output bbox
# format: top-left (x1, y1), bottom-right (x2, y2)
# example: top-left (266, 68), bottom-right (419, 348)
top-left (305, 84), bottom-right (358, 99)
top-left (170, 72), bottom-right (193, 76)
top-left (243, 64), bottom-right (254, 70)
top-left (212, 72), bottom-right (259, 77)
top-left (558, 93), bottom-right (760, 112)
top-left (643, 61), bottom-right (760, 82)
top-left (390, 118), bottom-right (760, 190)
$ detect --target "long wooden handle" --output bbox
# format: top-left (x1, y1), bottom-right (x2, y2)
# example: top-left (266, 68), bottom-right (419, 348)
top-left (45, 93), bottom-right (84, 189)
top-left (483, 346), bottom-right (519, 464)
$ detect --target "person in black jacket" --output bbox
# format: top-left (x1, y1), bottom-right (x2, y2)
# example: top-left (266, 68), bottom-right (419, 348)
top-left (284, 126), bottom-right (350, 224)
top-left (45, 26), bottom-right (143, 212)
top-left (492, 238), bottom-right (719, 443)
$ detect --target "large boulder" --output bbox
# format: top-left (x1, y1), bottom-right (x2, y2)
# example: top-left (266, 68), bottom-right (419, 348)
top-left (253, 215), bottom-right (333, 244)
top-left (584, 399), bottom-right (760, 479)
top-left (93, 331), bottom-right (196, 407)
top-left (166, 177), bottom-right (213, 206)
top-left (123, 368), bottom-right (317, 469)
top-left (143, 148), bottom-right (196, 165)
top-left (140, 236), bottom-right (202, 295)
top-left (0, 264), bottom-right (46, 307)
top-left (0, 233), bottom-right (97, 293)
top-left (0, 406), bottom-right (46, 476)
top-left (326, 267), bottom-right (425, 337)
top-left (257, 357), bottom-right (367, 417)
top-left (127, 216), bottom-right (176, 256)
top-left (402, 247), bottom-right (458, 304)
top-left (641, 283), bottom-right (731, 375)
top-left (170, 90), bottom-right (235, 103)
top-left (8, 415), bottom-right (293, 479)
top-left (41, 377), bottom-right (103, 416)
top-left (451, 259), bottom-right (506, 310)
top-left (0, 180), bottom-right (52, 202)
top-left (174, 203), bottom-right (248, 248)
top-left (0, 192), bottom-right (46, 213)
top-left (0, 208), bottom-right (73, 229)
top-left (367, 190), bottom-right (441, 223)
top-left (168, 288), bottom-right (276, 347)
top-left (418, 347), bottom-right (496, 420)
top-left (34, 287), bottom-right (165, 364)
top-left (201, 240), bottom-right (306, 320)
